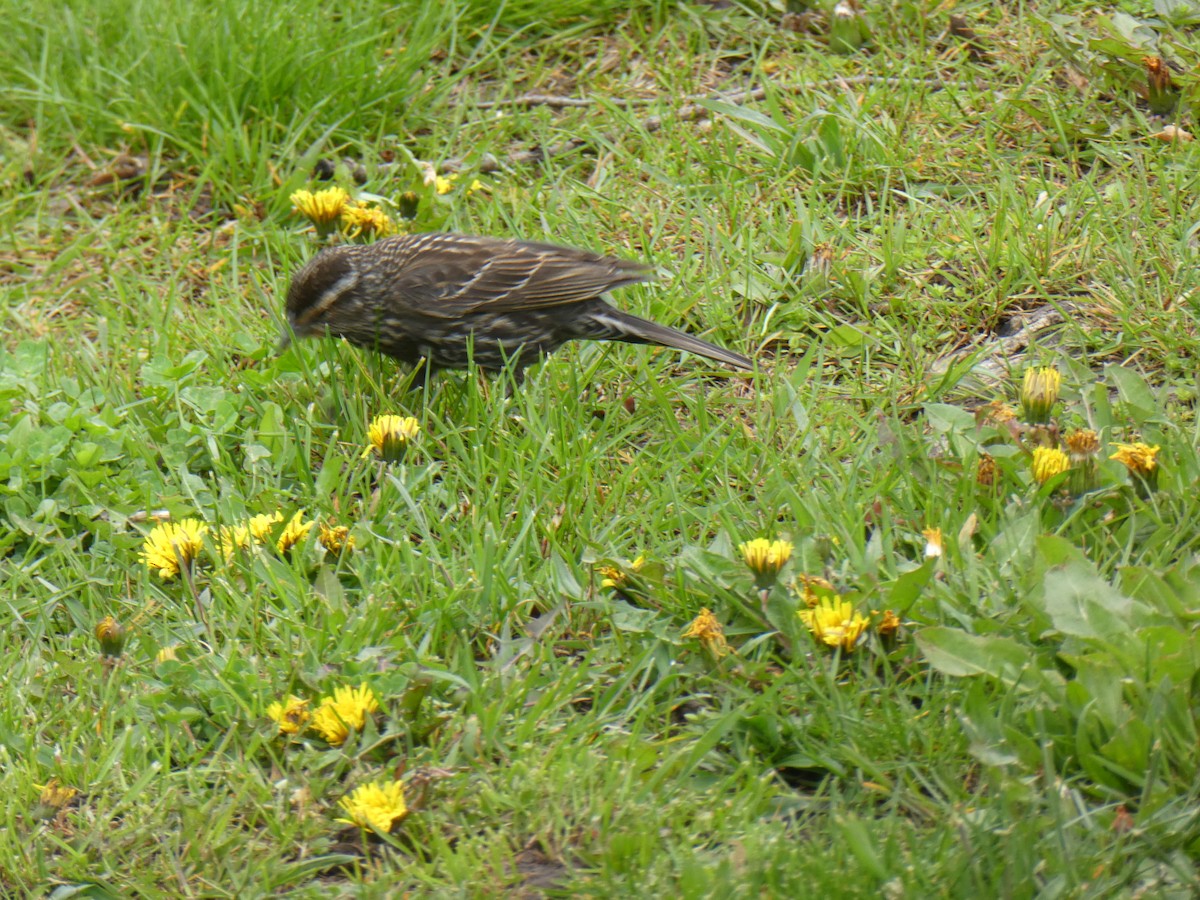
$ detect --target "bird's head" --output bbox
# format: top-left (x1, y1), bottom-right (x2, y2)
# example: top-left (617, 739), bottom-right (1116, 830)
top-left (279, 247), bottom-right (362, 349)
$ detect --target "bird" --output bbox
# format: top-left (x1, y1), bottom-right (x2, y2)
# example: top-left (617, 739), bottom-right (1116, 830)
top-left (281, 233), bottom-right (753, 378)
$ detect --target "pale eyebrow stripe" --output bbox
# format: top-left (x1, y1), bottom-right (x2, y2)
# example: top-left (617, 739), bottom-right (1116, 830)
top-left (295, 272), bottom-right (359, 326)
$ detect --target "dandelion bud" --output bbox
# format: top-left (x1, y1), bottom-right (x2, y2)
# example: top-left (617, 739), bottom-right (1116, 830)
top-left (1019, 366), bottom-right (1061, 425)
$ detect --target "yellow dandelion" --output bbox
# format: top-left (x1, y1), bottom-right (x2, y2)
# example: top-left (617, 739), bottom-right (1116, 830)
top-left (248, 511), bottom-right (284, 543)
top-left (34, 778), bottom-right (79, 812)
top-left (1111, 442), bottom-right (1160, 494)
top-left (363, 414), bottom-right (420, 462)
top-left (1019, 366), bottom-right (1061, 424)
top-left (681, 608), bottom-right (729, 658)
top-left (597, 555), bottom-right (644, 589)
top-left (922, 527), bottom-right (943, 559)
top-left (266, 695), bottom-right (311, 735)
top-left (140, 518), bottom-right (208, 580)
top-left (310, 683), bottom-right (379, 746)
top-left (318, 522), bottom-right (356, 556)
top-left (739, 538), bottom-right (793, 587)
top-left (290, 186), bottom-right (349, 233)
top-left (336, 780), bottom-right (408, 832)
top-left (155, 645), bottom-right (180, 664)
top-left (217, 523), bottom-right (251, 560)
top-left (1110, 442), bottom-right (1159, 476)
top-left (1031, 446), bottom-right (1070, 485)
top-left (341, 202), bottom-right (396, 238)
top-left (798, 598), bottom-right (870, 652)
top-left (276, 510), bottom-right (315, 554)
top-left (435, 175), bottom-right (455, 195)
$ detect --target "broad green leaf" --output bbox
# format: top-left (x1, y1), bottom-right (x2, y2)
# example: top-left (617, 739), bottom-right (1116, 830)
top-left (916, 627), bottom-right (1034, 687)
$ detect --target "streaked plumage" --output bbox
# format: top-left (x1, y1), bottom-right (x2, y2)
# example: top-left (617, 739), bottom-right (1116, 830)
top-left (283, 233), bottom-right (753, 375)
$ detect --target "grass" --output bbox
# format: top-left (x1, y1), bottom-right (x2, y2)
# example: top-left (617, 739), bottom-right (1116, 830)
top-left (3, 0), bottom-right (1200, 895)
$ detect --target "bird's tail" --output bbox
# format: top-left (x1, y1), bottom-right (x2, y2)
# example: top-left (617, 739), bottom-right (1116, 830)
top-left (587, 305), bottom-right (754, 371)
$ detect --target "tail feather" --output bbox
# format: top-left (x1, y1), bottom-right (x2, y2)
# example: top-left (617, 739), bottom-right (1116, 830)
top-left (589, 307), bottom-right (753, 371)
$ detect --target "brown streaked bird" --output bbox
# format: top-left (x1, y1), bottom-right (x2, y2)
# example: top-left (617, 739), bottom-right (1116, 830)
top-left (282, 233), bottom-right (753, 377)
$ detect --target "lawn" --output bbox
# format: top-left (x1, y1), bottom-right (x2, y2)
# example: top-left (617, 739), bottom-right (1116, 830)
top-left (3, 0), bottom-right (1200, 895)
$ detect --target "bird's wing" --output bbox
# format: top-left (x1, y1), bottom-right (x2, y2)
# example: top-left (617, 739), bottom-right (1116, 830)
top-left (385, 234), bottom-right (653, 318)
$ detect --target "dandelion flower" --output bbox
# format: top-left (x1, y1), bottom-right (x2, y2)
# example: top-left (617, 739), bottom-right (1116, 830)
top-left (336, 780), bottom-right (408, 832)
top-left (1019, 366), bottom-right (1060, 424)
top-left (341, 202), bottom-right (396, 238)
top-left (155, 645), bottom-right (180, 664)
top-left (681, 608), bottom-right (729, 658)
top-left (266, 695), bottom-right (311, 735)
top-left (36, 778), bottom-right (80, 810)
top-left (1031, 447), bottom-right (1070, 485)
top-left (597, 556), bottom-right (644, 590)
top-left (217, 523), bottom-right (252, 560)
top-left (140, 518), bottom-right (208, 580)
top-left (363, 414), bottom-right (420, 462)
top-left (739, 538), bottom-right (792, 588)
top-left (318, 522), bottom-right (356, 556)
top-left (798, 598), bottom-right (870, 652)
top-left (291, 186), bottom-right (349, 234)
top-left (435, 175), bottom-right (455, 195)
top-left (32, 779), bottom-right (80, 819)
top-left (1111, 442), bottom-right (1160, 494)
top-left (1110, 442), bottom-right (1159, 477)
top-left (310, 683), bottom-right (379, 745)
top-left (276, 510), bottom-right (314, 554)
top-left (248, 511), bottom-right (284, 543)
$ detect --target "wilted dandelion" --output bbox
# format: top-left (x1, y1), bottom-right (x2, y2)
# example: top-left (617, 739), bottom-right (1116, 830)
top-left (32, 779), bottom-right (80, 820)
top-left (681, 608), bottom-right (729, 658)
top-left (798, 598), bottom-right (870, 652)
top-left (266, 695), bottom-right (311, 735)
top-left (1065, 429), bottom-right (1101, 494)
top-left (318, 523), bottom-right (356, 556)
top-left (363, 414), bottom-right (420, 462)
top-left (976, 454), bottom-right (998, 489)
top-left (336, 780), bottom-right (408, 832)
top-left (276, 511), bottom-right (315, 554)
top-left (310, 683), bottom-right (379, 745)
top-left (1031, 446), bottom-right (1070, 486)
top-left (140, 518), bottom-right (208, 580)
top-left (876, 609), bottom-right (901, 637)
